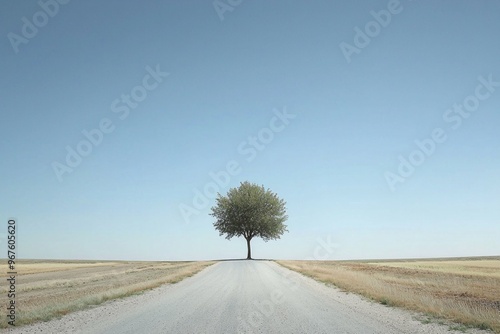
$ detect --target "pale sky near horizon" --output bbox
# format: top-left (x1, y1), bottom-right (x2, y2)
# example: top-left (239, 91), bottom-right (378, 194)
top-left (1, 0), bottom-right (499, 261)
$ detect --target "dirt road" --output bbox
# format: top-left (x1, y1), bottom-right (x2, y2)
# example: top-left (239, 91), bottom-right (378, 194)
top-left (6, 261), bottom-right (487, 333)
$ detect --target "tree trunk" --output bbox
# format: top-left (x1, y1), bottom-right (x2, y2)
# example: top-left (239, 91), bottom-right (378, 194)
top-left (246, 238), bottom-right (252, 260)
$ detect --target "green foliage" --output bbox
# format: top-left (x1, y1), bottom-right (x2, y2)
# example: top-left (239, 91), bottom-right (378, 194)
top-left (210, 181), bottom-right (288, 242)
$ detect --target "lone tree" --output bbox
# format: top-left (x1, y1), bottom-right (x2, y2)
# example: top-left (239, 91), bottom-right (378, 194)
top-left (210, 181), bottom-right (288, 259)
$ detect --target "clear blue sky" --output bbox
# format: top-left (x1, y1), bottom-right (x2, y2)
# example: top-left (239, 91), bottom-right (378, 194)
top-left (1, 0), bottom-right (499, 261)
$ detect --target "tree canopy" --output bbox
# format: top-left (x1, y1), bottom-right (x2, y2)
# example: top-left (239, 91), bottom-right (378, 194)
top-left (210, 181), bottom-right (288, 259)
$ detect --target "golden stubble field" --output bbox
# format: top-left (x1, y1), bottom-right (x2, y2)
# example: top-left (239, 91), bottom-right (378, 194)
top-left (277, 257), bottom-right (500, 333)
top-left (0, 259), bottom-right (214, 328)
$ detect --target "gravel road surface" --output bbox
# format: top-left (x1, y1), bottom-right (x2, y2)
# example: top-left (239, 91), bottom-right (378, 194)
top-left (6, 260), bottom-right (488, 334)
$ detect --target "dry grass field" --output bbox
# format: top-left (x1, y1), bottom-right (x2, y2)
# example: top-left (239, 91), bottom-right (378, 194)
top-left (277, 257), bottom-right (500, 333)
top-left (0, 259), bottom-right (214, 328)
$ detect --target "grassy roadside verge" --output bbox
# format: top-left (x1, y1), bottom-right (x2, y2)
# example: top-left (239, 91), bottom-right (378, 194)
top-left (0, 260), bottom-right (215, 328)
top-left (276, 258), bottom-right (500, 333)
